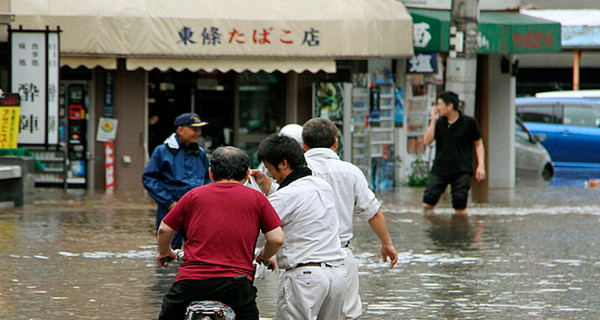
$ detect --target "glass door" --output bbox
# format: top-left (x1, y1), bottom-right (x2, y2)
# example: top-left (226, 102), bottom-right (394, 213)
top-left (235, 72), bottom-right (285, 167)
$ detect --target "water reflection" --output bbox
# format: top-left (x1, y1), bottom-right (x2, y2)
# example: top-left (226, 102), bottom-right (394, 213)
top-left (424, 214), bottom-right (483, 251)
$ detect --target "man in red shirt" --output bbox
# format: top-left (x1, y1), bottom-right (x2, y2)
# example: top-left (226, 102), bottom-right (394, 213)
top-left (156, 146), bottom-right (284, 320)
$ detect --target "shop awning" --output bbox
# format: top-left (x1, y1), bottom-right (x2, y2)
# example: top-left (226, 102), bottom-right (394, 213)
top-left (409, 8), bottom-right (562, 54)
top-left (60, 57), bottom-right (118, 70)
top-left (11, 0), bottom-right (413, 73)
top-left (521, 9), bottom-right (600, 50)
top-left (127, 58), bottom-right (336, 73)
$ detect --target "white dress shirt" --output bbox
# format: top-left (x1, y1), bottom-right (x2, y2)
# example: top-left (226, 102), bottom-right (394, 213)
top-left (268, 175), bottom-right (345, 270)
top-left (305, 148), bottom-right (381, 243)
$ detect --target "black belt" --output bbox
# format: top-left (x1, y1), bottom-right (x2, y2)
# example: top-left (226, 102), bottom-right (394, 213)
top-left (295, 262), bottom-right (330, 268)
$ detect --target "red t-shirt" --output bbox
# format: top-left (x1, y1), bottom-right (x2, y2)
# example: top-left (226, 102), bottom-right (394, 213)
top-left (162, 182), bottom-right (282, 282)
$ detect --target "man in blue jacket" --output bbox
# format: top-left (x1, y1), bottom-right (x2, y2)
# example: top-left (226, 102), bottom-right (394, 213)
top-left (143, 113), bottom-right (211, 249)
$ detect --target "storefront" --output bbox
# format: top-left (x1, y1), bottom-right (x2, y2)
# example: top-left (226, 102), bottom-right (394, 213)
top-left (403, 8), bottom-right (561, 188)
top-left (8, 0), bottom-right (413, 192)
top-left (519, 9), bottom-right (600, 94)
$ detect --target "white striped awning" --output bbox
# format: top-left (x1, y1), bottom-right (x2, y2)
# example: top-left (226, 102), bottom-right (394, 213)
top-left (126, 58), bottom-right (336, 73)
top-left (11, 0), bottom-right (413, 73)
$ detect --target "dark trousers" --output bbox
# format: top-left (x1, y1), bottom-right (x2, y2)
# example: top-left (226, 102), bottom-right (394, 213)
top-left (156, 206), bottom-right (183, 249)
top-left (158, 276), bottom-right (259, 320)
top-left (423, 172), bottom-right (472, 210)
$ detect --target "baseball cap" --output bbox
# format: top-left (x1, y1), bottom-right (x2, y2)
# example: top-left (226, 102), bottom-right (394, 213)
top-left (174, 113), bottom-right (208, 127)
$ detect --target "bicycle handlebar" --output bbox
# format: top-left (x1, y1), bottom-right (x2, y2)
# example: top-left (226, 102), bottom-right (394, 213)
top-left (160, 249), bottom-right (184, 267)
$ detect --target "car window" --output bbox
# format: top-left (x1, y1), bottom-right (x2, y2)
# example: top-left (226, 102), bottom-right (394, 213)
top-left (563, 104), bottom-right (599, 127)
top-left (516, 104), bottom-right (556, 124)
top-left (515, 120), bottom-right (532, 143)
top-left (593, 107), bottom-right (600, 126)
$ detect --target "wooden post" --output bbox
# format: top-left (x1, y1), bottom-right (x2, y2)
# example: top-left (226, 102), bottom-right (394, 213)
top-left (573, 50), bottom-right (581, 91)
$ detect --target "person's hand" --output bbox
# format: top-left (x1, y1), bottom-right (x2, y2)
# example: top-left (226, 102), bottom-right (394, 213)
top-left (250, 169), bottom-right (273, 195)
top-left (254, 249), bottom-right (278, 270)
top-left (381, 243), bottom-right (398, 269)
top-left (157, 249), bottom-right (177, 268)
top-left (149, 115), bottom-right (160, 126)
top-left (430, 106), bottom-right (440, 121)
top-left (250, 170), bottom-right (269, 185)
top-left (168, 201), bottom-right (177, 211)
top-left (475, 166), bottom-right (486, 182)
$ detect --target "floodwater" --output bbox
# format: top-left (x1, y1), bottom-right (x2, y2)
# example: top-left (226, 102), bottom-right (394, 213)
top-left (1, 170), bottom-right (600, 319)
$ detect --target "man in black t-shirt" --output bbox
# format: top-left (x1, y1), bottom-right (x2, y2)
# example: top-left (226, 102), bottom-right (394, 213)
top-left (422, 91), bottom-right (486, 215)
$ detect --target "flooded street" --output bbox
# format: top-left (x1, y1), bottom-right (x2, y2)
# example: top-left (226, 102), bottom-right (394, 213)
top-left (1, 171), bottom-right (600, 319)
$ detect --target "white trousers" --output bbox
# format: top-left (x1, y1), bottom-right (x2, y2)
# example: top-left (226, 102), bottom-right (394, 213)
top-left (342, 247), bottom-right (362, 319)
top-left (276, 264), bottom-right (346, 320)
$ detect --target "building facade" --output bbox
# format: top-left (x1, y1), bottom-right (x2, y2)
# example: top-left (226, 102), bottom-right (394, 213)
top-left (3, 0), bottom-right (413, 192)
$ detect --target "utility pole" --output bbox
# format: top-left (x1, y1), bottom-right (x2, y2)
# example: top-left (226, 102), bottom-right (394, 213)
top-left (446, 0), bottom-right (479, 116)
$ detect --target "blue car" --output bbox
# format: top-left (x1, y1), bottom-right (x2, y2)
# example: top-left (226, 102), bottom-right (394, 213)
top-left (516, 97), bottom-right (600, 167)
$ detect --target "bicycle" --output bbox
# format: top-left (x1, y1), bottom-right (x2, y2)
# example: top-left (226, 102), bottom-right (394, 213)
top-left (161, 250), bottom-right (236, 320)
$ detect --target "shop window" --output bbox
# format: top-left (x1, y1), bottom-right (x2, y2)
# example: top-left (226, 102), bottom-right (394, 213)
top-left (237, 71), bottom-right (285, 165)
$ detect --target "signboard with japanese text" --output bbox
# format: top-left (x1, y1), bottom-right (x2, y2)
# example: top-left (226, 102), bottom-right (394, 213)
top-left (11, 31), bottom-right (46, 144)
top-left (174, 25), bottom-right (326, 55)
top-left (0, 94), bottom-right (21, 149)
top-left (47, 32), bottom-right (59, 145)
top-left (409, 9), bottom-right (561, 54)
top-left (104, 141), bottom-right (115, 194)
top-left (477, 22), bottom-right (561, 54)
top-left (12, 0), bottom-right (414, 59)
top-left (103, 71), bottom-right (114, 117)
top-left (10, 29), bottom-right (61, 145)
top-left (406, 53), bottom-right (438, 74)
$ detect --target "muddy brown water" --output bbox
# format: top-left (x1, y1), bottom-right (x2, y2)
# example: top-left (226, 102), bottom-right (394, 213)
top-left (1, 177), bottom-right (600, 319)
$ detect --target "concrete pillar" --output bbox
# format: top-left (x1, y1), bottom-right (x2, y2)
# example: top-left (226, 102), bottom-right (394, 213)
top-left (113, 59), bottom-right (147, 193)
top-left (486, 54), bottom-right (515, 188)
top-left (447, 0), bottom-right (479, 116)
top-left (446, 59), bottom-right (477, 116)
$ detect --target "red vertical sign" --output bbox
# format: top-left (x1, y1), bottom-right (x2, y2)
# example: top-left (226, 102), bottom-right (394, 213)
top-left (105, 141), bottom-right (115, 194)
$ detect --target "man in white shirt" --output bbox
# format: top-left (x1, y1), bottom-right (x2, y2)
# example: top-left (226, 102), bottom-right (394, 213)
top-left (253, 134), bottom-right (346, 320)
top-left (302, 117), bottom-right (398, 319)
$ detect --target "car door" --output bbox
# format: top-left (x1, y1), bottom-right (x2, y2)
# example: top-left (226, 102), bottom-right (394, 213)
top-left (515, 119), bottom-right (538, 172)
top-left (557, 102), bottom-right (600, 163)
top-left (516, 102), bottom-right (560, 160)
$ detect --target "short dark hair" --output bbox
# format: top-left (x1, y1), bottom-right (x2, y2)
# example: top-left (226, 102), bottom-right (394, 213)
top-left (302, 118), bottom-right (338, 149)
top-left (437, 91), bottom-right (460, 110)
top-left (210, 147), bottom-right (249, 182)
top-left (257, 134), bottom-right (306, 171)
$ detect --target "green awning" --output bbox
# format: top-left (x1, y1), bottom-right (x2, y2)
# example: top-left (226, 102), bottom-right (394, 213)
top-left (409, 9), bottom-right (562, 54)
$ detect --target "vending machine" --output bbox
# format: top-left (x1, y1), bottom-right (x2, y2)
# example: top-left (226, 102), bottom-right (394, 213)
top-left (65, 84), bottom-right (88, 187)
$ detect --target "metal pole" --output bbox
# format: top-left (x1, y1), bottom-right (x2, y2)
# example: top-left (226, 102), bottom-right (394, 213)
top-left (573, 50), bottom-right (581, 91)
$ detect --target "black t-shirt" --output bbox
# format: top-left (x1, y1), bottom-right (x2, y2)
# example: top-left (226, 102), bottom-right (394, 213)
top-left (431, 112), bottom-right (481, 176)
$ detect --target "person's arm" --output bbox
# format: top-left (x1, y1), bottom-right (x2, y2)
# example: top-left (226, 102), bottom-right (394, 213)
top-left (423, 107), bottom-right (439, 146)
top-left (368, 210), bottom-right (398, 269)
top-left (156, 221), bottom-right (177, 267)
top-left (255, 226), bottom-right (284, 268)
top-left (474, 138), bottom-right (485, 182)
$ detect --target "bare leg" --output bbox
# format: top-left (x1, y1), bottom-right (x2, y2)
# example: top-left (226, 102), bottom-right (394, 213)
top-left (454, 208), bottom-right (467, 215)
top-left (423, 203), bottom-right (435, 217)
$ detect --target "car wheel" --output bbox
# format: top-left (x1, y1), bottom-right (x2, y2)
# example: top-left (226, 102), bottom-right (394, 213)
top-left (542, 163), bottom-right (554, 180)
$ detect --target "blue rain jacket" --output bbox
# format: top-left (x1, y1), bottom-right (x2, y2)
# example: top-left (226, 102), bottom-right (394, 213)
top-left (142, 133), bottom-right (211, 211)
